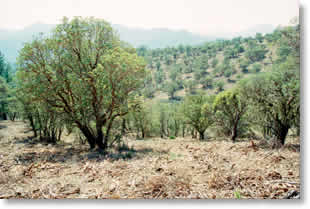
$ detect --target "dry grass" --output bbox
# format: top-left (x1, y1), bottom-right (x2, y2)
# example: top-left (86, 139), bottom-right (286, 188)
top-left (0, 120), bottom-right (300, 199)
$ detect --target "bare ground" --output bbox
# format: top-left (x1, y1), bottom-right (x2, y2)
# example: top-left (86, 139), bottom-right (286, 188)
top-left (0, 120), bottom-right (300, 199)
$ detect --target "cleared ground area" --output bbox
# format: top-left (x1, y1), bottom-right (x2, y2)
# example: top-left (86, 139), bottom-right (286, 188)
top-left (0, 120), bottom-right (300, 199)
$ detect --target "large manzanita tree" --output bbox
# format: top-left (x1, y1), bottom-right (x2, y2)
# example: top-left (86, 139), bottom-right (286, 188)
top-left (17, 17), bottom-right (147, 150)
top-left (240, 56), bottom-right (299, 146)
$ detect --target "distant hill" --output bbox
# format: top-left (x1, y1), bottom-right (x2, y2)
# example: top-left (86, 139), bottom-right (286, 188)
top-left (0, 23), bottom-right (275, 63)
top-left (0, 23), bottom-right (218, 63)
top-left (112, 24), bottom-right (218, 48)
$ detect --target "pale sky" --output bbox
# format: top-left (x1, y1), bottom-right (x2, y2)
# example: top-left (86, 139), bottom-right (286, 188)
top-left (2, 0), bottom-right (299, 35)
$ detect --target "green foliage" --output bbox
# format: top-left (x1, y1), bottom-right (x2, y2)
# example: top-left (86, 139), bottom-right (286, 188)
top-left (17, 17), bottom-right (147, 150)
top-left (0, 52), bottom-right (16, 120)
top-left (236, 74), bottom-right (244, 80)
top-left (234, 191), bottom-right (242, 199)
top-left (129, 101), bottom-right (153, 139)
top-left (136, 46), bottom-right (148, 57)
top-left (193, 68), bottom-right (205, 81)
top-left (143, 86), bottom-right (156, 99)
top-left (239, 58), bottom-right (250, 73)
top-left (178, 44), bottom-right (185, 54)
top-left (156, 61), bottom-right (161, 70)
top-left (214, 80), bottom-right (225, 92)
top-left (201, 75), bottom-right (213, 89)
top-left (199, 54), bottom-right (209, 70)
top-left (185, 45), bottom-right (192, 56)
top-left (245, 41), bottom-right (267, 63)
top-left (183, 64), bottom-right (193, 73)
top-left (0, 52), bottom-right (9, 81)
top-left (184, 80), bottom-right (196, 95)
top-left (255, 33), bottom-right (264, 43)
top-left (240, 56), bottom-right (299, 145)
top-left (224, 69), bottom-right (233, 78)
top-left (275, 24), bottom-right (299, 63)
top-left (213, 64), bottom-right (225, 77)
top-left (182, 93), bottom-right (214, 140)
top-left (6, 18), bottom-right (299, 146)
top-left (0, 77), bottom-right (8, 98)
top-left (150, 102), bottom-right (184, 138)
top-left (224, 47), bottom-right (239, 59)
top-left (249, 63), bottom-right (262, 73)
top-left (213, 88), bottom-right (248, 141)
top-left (164, 81), bottom-right (181, 100)
top-left (211, 58), bottom-right (218, 68)
top-left (0, 77), bottom-right (8, 120)
top-left (154, 69), bottom-right (165, 84)
top-left (169, 67), bottom-right (179, 81)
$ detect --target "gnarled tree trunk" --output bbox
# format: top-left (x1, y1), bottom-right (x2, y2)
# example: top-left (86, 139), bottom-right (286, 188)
top-left (78, 125), bottom-right (96, 149)
top-left (231, 122), bottom-right (238, 143)
top-left (198, 130), bottom-right (205, 140)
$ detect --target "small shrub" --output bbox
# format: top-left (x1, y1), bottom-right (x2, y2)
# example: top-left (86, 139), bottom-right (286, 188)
top-left (234, 191), bottom-right (241, 199)
top-left (236, 74), bottom-right (243, 80)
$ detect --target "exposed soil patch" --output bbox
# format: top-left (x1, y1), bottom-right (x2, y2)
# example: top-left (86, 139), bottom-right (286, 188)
top-left (0, 120), bottom-right (300, 199)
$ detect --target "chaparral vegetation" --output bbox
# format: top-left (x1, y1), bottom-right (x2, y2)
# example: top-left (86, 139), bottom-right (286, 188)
top-left (0, 16), bottom-right (300, 199)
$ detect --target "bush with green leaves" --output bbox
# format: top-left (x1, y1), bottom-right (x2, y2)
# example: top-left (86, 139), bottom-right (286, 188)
top-left (169, 67), bottom-right (179, 81)
top-left (154, 102), bottom-right (179, 138)
top-left (0, 52), bottom-right (15, 120)
top-left (213, 88), bottom-right (248, 142)
top-left (154, 69), bottom-right (165, 84)
top-left (236, 74), bottom-right (244, 80)
top-left (255, 33), bottom-right (264, 43)
top-left (128, 101), bottom-right (153, 139)
top-left (249, 63), bottom-right (262, 73)
top-left (184, 80), bottom-right (196, 95)
top-left (214, 80), bottom-right (225, 92)
top-left (164, 81), bottom-right (179, 100)
top-left (143, 86), bottom-right (156, 99)
top-left (239, 58), bottom-right (250, 73)
top-left (0, 77), bottom-right (8, 120)
top-left (156, 61), bottom-right (161, 70)
top-left (211, 58), bottom-right (218, 68)
top-left (200, 75), bottom-right (213, 89)
top-left (224, 69), bottom-right (233, 78)
top-left (193, 68), bottom-right (205, 81)
top-left (245, 43), bottom-right (267, 63)
top-left (181, 93), bottom-right (214, 140)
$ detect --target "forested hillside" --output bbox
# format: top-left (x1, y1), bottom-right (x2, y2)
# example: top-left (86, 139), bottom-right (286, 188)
top-left (127, 24), bottom-right (299, 145)
top-left (137, 27), bottom-right (293, 101)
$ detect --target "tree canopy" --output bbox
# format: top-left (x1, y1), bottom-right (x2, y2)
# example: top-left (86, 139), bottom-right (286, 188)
top-left (17, 17), bottom-right (147, 150)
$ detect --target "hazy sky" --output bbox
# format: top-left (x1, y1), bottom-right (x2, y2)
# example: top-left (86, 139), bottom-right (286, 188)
top-left (2, 0), bottom-right (299, 35)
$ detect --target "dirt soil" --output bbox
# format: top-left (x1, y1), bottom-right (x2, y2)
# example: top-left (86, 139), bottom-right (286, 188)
top-left (0, 120), bottom-right (300, 199)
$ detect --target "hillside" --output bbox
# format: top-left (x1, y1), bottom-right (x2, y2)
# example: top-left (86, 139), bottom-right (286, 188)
top-left (139, 29), bottom-right (284, 101)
